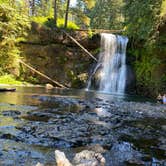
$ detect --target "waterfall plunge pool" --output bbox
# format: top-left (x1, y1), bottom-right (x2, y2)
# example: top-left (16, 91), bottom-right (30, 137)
top-left (0, 86), bottom-right (165, 165)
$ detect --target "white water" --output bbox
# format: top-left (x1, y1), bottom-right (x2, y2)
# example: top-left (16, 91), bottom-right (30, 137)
top-left (87, 33), bottom-right (128, 93)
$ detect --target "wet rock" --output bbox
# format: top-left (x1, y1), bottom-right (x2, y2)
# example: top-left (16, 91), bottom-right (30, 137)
top-left (45, 83), bottom-right (54, 89)
top-left (161, 125), bottom-right (166, 131)
top-left (73, 150), bottom-right (105, 166)
top-left (1, 95), bottom-right (165, 165)
top-left (54, 149), bottom-right (105, 166)
top-left (55, 150), bottom-right (72, 166)
top-left (2, 110), bottom-right (21, 117)
top-left (0, 133), bottom-right (20, 142)
top-left (125, 158), bottom-right (145, 166)
top-left (22, 111), bottom-right (50, 122)
top-left (85, 144), bottom-right (106, 153)
top-left (36, 162), bottom-right (44, 166)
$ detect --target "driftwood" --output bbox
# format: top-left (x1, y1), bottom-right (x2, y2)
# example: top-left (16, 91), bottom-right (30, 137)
top-left (0, 88), bottom-right (16, 92)
top-left (75, 29), bottom-right (124, 34)
top-left (19, 60), bottom-right (67, 89)
top-left (62, 30), bottom-right (98, 62)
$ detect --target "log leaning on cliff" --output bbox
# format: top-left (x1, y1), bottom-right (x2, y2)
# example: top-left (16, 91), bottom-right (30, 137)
top-left (62, 30), bottom-right (98, 62)
top-left (19, 60), bottom-right (67, 89)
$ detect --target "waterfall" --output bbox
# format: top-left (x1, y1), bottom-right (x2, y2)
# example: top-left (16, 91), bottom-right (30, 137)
top-left (87, 33), bottom-right (128, 93)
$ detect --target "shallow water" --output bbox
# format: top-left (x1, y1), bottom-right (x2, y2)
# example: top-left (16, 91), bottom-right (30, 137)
top-left (0, 86), bottom-right (153, 105)
top-left (0, 87), bottom-right (165, 166)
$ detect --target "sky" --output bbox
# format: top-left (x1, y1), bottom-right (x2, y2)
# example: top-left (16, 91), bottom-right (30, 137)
top-left (70, 0), bottom-right (77, 7)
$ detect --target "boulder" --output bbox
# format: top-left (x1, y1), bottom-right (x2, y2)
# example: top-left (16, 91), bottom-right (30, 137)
top-left (36, 162), bottom-right (44, 166)
top-left (55, 150), bottom-right (72, 166)
top-left (45, 83), bottom-right (54, 89)
top-left (55, 149), bottom-right (105, 166)
top-left (73, 150), bottom-right (105, 166)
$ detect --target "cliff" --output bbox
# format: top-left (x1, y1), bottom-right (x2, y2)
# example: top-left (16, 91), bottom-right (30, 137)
top-left (20, 22), bottom-right (100, 87)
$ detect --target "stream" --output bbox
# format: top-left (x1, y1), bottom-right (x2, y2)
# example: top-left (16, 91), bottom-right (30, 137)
top-left (0, 87), bottom-right (165, 166)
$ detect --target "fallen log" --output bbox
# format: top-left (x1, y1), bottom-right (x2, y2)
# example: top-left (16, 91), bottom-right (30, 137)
top-left (62, 30), bottom-right (98, 62)
top-left (0, 88), bottom-right (16, 92)
top-left (75, 29), bottom-right (124, 33)
top-left (19, 60), bottom-right (67, 89)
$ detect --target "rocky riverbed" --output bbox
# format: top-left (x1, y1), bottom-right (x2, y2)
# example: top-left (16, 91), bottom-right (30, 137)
top-left (0, 89), bottom-right (166, 165)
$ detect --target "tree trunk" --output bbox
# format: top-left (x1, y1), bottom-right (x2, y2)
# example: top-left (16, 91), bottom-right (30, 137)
top-left (31, 0), bottom-right (35, 16)
top-left (54, 0), bottom-right (57, 26)
top-left (64, 0), bottom-right (70, 28)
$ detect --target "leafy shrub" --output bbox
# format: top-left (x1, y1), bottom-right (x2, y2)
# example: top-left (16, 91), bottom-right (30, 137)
top-left (31, 16), bottom-right (79, 30)
top-left (31, 16), bottom-right (49, 25)
top-left (0, 4), bottom-right (30, 74)
top-left (0, 75), bottom-right (22, 85)
top-left (57, 18), bottom-right (79, 30)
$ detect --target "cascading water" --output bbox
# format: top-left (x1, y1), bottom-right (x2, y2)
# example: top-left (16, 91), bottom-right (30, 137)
top-left (87, 33), bottom-right (128, 93)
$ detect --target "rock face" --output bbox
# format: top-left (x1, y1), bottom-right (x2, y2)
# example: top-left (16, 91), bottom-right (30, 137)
top-left (20, 22), bottom-right (100, 88)
top-left (125, 65), bottom-right (136, 93)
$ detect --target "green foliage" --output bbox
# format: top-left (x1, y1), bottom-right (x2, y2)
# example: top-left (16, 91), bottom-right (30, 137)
top-left (135, 51), bottom-right (161, 86)
top-left (88, 0), bottom-right (124, 29)
top-left (70, 0), bottom-right (96, 28)
top-left (161, 0), bottom-right (166, 16)
top-left (0, 3), bottom-right (30, 74)
top-left (26, 76), bottom-right (39, 84)
top-left (122, 0), bottom-right (166, 95)
top-left (57, 18), bottom-right (79, 29)
top-left (34, 0), bottom-right (54, 17)
top-left (31, 16), bottom-right (48, 24)
top-left (32, 16), bottom-right (79, 29)
top-left (0, 74), bottom-right (22, 85)
top-left (123, 0), bottom-right (162, 41)
top-left (87, 28), bottom-right (93, 38)
top-left (83, 0), bottom-right (96, 9)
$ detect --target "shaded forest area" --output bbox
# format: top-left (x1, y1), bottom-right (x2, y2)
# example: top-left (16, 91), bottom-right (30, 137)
top-left (0, 0), bottom-right (166, 97)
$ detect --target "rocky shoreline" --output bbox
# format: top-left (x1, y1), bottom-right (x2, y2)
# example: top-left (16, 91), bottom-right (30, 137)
top-left (0, 94), bottom-right (166, 165)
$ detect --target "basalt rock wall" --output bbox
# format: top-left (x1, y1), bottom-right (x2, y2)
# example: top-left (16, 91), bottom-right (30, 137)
top-left (20, 22), bottom-right (100, 87)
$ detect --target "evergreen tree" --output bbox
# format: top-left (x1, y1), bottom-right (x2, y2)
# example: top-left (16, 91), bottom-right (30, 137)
top-left (88, 0), bottom-right (124, 29)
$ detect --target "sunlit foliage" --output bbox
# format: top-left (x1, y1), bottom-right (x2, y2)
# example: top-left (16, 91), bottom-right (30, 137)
top-left (31, 16), bottom-right (79, 29)
top-left (0, 3), bottom-right (30, 75)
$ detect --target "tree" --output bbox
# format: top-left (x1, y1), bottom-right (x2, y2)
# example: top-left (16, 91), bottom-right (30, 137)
top-left (0, 3), bottom-right (30, 75)
top-left (88, 0), bottom-right (124, 30)
top-left (54, 0), bottom-right (57, 26)
top-left (64, 0), bottom-right (70, 28)
top-left (29, 0), bottom-right (35, 15)
top-left (123, 0), bottom-right (164, 95)
top-left (123, 0), bottom-right (162, 40)
top-left (70, 0), bottom-right (95, 28)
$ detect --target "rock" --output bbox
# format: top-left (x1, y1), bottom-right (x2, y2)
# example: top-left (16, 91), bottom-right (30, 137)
top-left (161, 125), bottom-right (166, 131)
top-left (54, 149), bottom-right (105, 166)
top-left (45, 83), bottom-right (54, 89)
top-left (0, 88), bottom-right (16, 92)
top-left (2, 110), bottom-right (21, 117)
top-left (55, 150), bottom-right (72, 166)
top-left (36, 162), bottom-right (44, 166)
top-left (86, 144), bottom-right (106, 153)
top-left (125, 158), bottom-right (145, 166)
top-left (73, 150), bottom-right (105, 166)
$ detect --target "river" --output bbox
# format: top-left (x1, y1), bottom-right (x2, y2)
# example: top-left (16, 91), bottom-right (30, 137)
top-left (0, 87), bottom-right (165, 165)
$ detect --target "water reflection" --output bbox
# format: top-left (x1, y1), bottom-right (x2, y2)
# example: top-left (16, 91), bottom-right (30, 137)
top-left (0, 86), bottom-right (152, 106)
